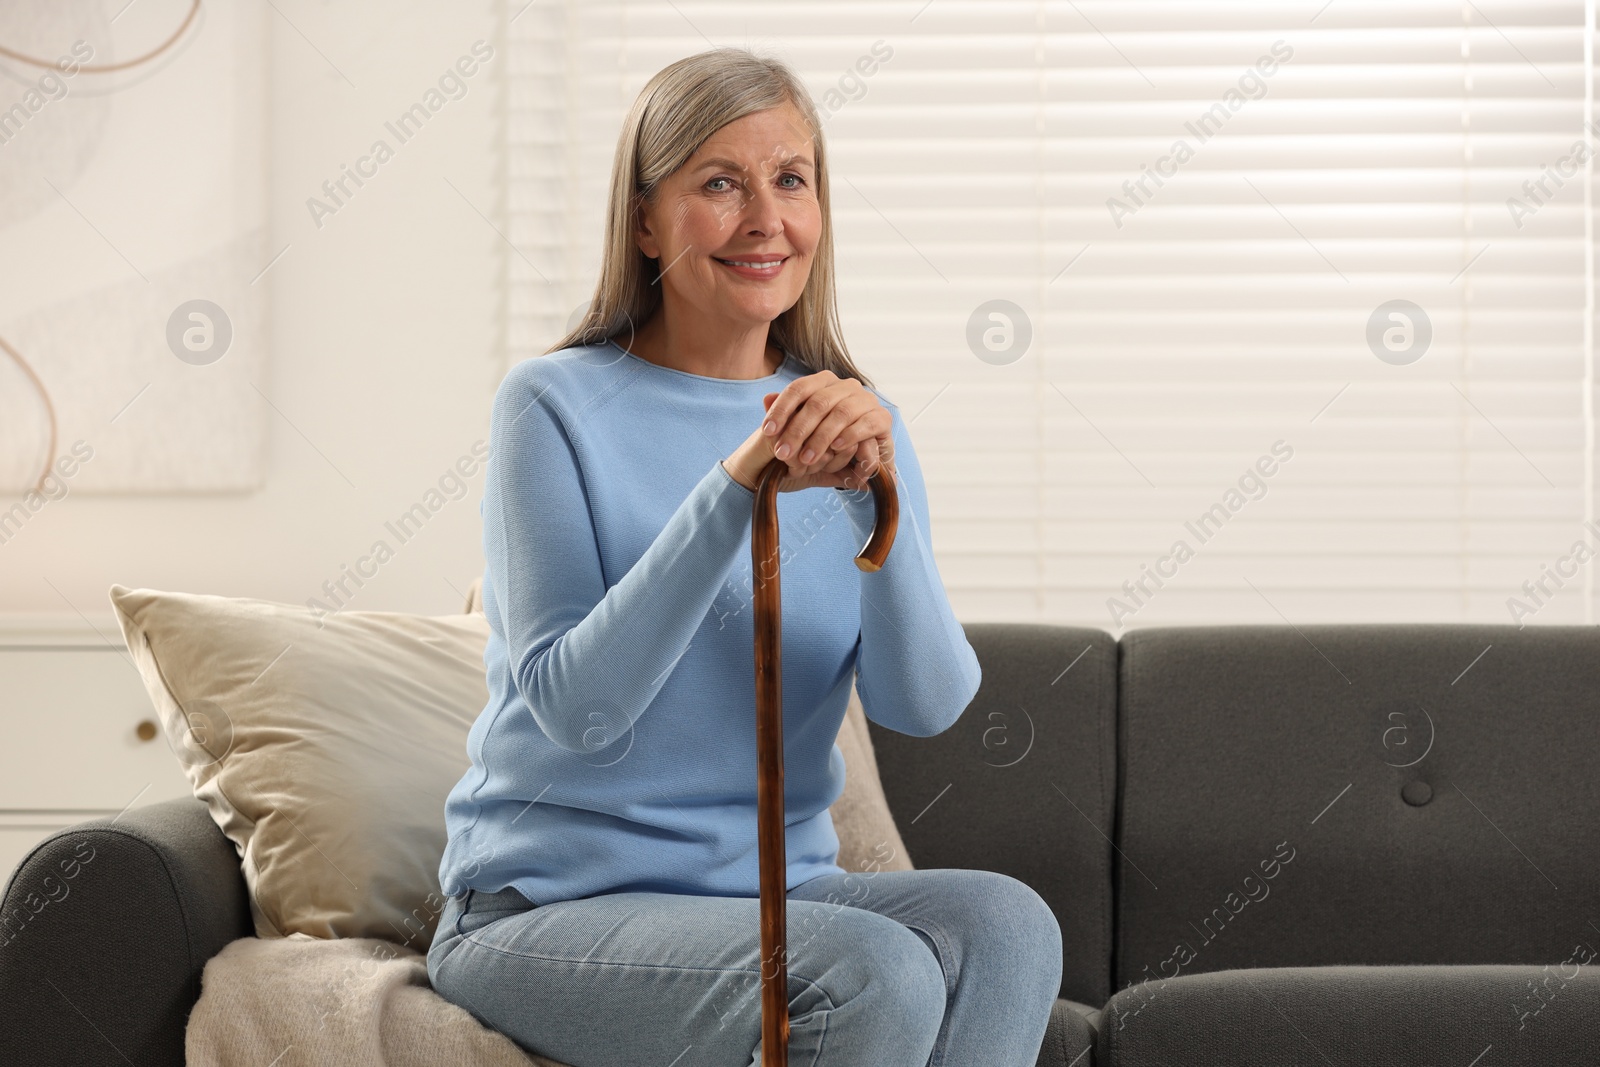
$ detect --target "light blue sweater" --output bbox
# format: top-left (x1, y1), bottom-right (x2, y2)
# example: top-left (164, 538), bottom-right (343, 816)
top-left (437, 340), bottom-right (983, 905)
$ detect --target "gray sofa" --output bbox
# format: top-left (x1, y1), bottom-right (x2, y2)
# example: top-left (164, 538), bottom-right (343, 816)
top-left (6, 621), bottom-right (1600, 1065)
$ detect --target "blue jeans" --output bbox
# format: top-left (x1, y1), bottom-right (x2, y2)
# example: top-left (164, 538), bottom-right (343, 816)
top-left (427, 867), bottom-right (1063, 1067)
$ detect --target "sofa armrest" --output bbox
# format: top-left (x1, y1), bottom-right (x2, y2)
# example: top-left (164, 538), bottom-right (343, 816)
top-left (0, 795), bottom-right (251, 1067)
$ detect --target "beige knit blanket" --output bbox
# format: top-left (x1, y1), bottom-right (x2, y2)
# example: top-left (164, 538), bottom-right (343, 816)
top-left (185, 932), bottom-right (575, 1067)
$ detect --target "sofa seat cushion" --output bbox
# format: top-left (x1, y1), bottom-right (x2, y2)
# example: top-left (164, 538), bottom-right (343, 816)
top-left (1037, 997), bottom-right (1098, 1067)
top-left (1098, 963), bottom-right (1600, 1066)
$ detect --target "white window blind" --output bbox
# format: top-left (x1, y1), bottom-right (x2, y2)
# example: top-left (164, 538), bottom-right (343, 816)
top-left (505, 0), bottom-right (1599, 629)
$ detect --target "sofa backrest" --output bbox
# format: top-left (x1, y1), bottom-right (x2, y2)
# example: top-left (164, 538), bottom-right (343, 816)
top-left (868, 622), bottom-right (1118, 1006)
top-left (1114, 623), bottom-right (1600, 990)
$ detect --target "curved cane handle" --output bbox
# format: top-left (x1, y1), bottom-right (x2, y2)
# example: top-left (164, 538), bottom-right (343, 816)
top-left (750, 458), bottom-right (899, 1067)
top-left (844, 461), bottom-right (899, 572)
top-left (753, 457), bottom-right (900, 572)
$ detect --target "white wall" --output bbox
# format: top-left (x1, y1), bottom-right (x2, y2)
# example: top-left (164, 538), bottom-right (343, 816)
top-left (1, 0), bottom-right (505, 632)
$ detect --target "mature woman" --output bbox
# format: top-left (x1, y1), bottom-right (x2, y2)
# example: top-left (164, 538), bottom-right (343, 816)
top-left (429, 47), bottom-right (1062, 1067)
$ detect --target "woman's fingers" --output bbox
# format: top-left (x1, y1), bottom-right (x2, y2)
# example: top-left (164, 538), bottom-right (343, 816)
top-left (799, 402), bottom-right (866, 470)
top-left (808, 400), bottom-right (884, 475)
top-left (799, 440), bottom-right (889, 491)
top-left (773, 387), bottom-right (845, 467)
top-left (759, 372), bottom-right (898, 493)
top-left (856, 437), bottom-right (878, 475)
top-left (767, 374), bottom-right (879, 472)
top-left (761, 372), bottom-right (829, 444)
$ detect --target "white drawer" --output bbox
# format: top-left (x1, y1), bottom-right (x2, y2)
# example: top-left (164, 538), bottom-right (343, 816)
top-left (0, 647), bottom-right (192, 811)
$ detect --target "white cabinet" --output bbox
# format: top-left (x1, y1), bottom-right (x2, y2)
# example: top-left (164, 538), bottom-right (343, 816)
top-left (0, 624), bottom-right (191, 891)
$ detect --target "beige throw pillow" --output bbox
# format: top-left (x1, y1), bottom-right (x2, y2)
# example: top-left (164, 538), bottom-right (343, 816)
top-left (109, 580), bottom-right (913, 948)
top-left (110, 585), bottom-right (489, 948)
top-left (830, 687), bottom-right (915, 876)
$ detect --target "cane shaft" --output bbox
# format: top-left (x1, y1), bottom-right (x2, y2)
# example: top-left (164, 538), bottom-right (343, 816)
top-left (752, 459), bottom-right (898, 1067)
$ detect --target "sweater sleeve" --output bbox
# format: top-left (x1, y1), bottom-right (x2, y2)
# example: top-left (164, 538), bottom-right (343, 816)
top-left (482, 364), bottom-right (756, 754)
top-left (837, 398), bottom-right (982, 736)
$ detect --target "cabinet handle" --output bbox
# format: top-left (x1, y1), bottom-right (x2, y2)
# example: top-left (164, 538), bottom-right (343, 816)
top-left (136, 719), bottom-right (159, 742)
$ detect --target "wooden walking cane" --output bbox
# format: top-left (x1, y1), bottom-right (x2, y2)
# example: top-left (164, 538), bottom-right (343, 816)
top-left (751, 455), bottom-right (899, 1067)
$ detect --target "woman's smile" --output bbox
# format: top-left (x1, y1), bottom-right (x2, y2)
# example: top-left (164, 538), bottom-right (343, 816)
top-left (714, 253), bottom-right (788, 279)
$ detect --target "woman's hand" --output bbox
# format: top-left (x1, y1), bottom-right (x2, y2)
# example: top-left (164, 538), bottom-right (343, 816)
top-left (723, 370), bottom-right (895, 493)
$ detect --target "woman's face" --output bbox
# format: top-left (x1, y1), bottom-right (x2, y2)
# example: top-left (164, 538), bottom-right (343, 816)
top-left (635, 100), bottom-right (821, 331)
